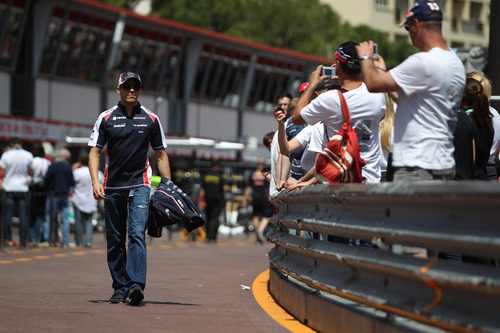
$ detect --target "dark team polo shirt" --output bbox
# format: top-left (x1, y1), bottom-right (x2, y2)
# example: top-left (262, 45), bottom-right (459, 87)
top-left (201, 170), bottom-right (225, 201)
top-left (88, 102), bottom-right (167, 190)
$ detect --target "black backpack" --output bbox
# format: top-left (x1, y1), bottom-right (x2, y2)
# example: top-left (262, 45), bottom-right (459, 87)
top-left (148, 177), bottom-right (205, 237)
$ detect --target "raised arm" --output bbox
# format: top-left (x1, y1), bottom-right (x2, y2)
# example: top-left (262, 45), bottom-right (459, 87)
top-left (356, 41), bottom-right (401, 93)
top-left (274, 109), bottom-right (303, 155)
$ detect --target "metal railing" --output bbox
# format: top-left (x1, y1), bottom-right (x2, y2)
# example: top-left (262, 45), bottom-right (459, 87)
top-left (268, 181), bottom-right (500, 332)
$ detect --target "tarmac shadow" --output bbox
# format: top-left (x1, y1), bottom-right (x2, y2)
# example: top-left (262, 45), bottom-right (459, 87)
top-left (88, 299), bottom-right (200, 306)
top-left (144, 300), bottom-right (200, 306)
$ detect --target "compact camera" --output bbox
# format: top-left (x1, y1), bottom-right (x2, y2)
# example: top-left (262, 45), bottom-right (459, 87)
top-left (373, 43), bottom-right (378, 59)
top-left (322, 66), bottom-right (336, 77)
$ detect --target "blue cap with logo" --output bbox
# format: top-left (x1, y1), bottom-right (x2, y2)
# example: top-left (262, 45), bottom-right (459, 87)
top-left (401, 0), bottom-right (443, 25)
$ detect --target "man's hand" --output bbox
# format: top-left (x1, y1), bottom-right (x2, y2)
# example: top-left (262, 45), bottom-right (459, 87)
top-left (357, 40), bottom-right (387, 71)
top-left (356, 40), bottom-right (400, 93)
top-left (308, 65), bottom-right (329, 90)
top-left (356, 41), bottom-right (375, 59)
top-left (286, 182), bottom-right (309, 192)
top-left (283, 177), bottom-right (298, 190)
top-left (263, 171), bottom-right (271, 182)
top-left (92, 182), bottom-right (105, 200)
top-left (273, 107), bottom-right (287, 124)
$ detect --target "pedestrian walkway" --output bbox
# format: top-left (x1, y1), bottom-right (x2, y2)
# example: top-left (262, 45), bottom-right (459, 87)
top-left (0, 231), bottom-right (302, 332)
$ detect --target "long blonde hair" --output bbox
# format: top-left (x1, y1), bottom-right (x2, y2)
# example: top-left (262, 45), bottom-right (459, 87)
top-left (379, 93), bottom-right (395, 155)
top-left (467, 72), bottom-right (492, 103)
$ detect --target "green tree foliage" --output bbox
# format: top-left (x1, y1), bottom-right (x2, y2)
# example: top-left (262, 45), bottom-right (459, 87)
top-left (100, 0), bottom-right (140, 10)
top-left (98, 0), bottom-right (415, 67)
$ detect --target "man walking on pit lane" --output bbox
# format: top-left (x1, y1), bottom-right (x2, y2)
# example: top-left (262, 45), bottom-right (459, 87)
top-left (356, 0), bottom-right (465, 181)
top-left (88, 72), bottom-right (172, 306)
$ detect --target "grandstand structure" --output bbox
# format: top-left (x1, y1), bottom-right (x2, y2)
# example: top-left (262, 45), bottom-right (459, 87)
top-left (0, 0), bottom-right (331, 162)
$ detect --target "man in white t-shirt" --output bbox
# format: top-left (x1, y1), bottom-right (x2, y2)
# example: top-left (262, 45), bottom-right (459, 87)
top-left (356, 0), bottom-right (466, 181)
top-left (292, 41), bottom-right (386, 184)
top-left (0, 138), bottom-right (33, 247)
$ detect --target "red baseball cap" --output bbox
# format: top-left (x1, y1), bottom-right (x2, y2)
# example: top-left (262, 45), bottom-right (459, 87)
top-left (298, 82), bottom-right (309, 94)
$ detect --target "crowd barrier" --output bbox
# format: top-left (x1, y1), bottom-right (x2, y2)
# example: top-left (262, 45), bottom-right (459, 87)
top-left (268, 181), bottom-right (500, 332)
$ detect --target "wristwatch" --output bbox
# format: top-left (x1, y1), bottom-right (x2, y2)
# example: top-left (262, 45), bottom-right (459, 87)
top-left (360, 55), bottom-right (372, 61)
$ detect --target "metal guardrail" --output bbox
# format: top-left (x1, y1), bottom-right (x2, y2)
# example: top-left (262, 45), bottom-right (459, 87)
top-left (268, 182), bottom-right (500, 333)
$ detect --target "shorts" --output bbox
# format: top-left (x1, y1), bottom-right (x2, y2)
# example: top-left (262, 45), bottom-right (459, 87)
top-left (251, 200), bottom-right (273, 218)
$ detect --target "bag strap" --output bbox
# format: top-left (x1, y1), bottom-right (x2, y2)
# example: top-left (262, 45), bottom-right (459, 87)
top-left (337, 89), bottom-right (351, 125)
top-left (323, 89), bottom-right (351, 140)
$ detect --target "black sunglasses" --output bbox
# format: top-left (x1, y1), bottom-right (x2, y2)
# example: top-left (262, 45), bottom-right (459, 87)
top-left (121, 83), bottom-right (141, 91)
top-left (404, 20), bottom-right (415, 31)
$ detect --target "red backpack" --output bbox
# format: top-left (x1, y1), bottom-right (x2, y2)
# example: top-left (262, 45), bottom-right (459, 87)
top-left (315, 89), bottom-right (365, 183)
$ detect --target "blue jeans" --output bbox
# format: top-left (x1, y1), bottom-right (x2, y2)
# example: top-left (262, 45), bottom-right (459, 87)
top-left (4, 192), bottom-right (28, 246)
top-left (30, 216), bottom-right (44, 243)
top-left (47, 195), bottom-right (70, 246)
top-left (74, 205), bottom-right (94, 246)
top-left (104, 186), bottom-right (149, 295)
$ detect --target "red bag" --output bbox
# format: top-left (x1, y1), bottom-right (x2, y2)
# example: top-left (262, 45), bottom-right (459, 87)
top-left (315, 90), bottom-right (365, 183)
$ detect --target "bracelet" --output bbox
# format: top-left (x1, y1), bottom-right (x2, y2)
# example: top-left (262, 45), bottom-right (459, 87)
top-left (360, 55), bottom-right (372, 61)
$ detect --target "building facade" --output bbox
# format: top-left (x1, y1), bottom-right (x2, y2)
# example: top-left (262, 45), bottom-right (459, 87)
top-left (0, 0), bottom-right (333, 163)
top-left (321, 0), bottom-right (490, 48)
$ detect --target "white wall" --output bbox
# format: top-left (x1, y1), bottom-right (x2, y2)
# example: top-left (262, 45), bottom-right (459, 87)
top-left (35, 78), bottom-right (100, 126)
top-left (242, 110), bottom-right (277, 143)
top-left (186, 102), bottom-right (238, 141)
top-left (186, 102), bottom-right (276, 143)
top-left (0, 72), bottom-right (10, 115)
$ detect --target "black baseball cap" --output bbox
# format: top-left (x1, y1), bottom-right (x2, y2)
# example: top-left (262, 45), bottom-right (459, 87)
top-left (117, 72), bottom-right (142, 87)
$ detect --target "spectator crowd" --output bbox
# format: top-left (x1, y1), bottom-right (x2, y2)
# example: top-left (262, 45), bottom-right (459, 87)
top-left (264, 0), bottom-right (499, 199)
top-left (0, 142), bottom-right (102, 248)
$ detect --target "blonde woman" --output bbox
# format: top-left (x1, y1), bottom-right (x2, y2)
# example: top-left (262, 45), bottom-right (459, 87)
top-left (379, 93), bottom-right (395, 181)
top-left (466, 72), bottom-right (500, 180)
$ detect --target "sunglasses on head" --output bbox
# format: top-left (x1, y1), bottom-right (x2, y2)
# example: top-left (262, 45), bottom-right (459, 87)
top-left (121, 83), bottom-right (141, 91)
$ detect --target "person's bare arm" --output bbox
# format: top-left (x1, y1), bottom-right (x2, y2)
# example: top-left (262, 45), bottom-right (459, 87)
top-left (277, 154), bottom-right (290, 190)
top-left (292, 65), bottom-right (328, 125)
top-left (154, 148), bottom-right (171, 180)
top-left (286, 175), bottom-right (319, 191)
top-left (89, 147), bottom-right (104, 200)
top-left (274, 109), bottom-right (303, 154)
top-left (356, 41), bottom-right (401, 93)
top-left (286, 153), bottom-right (321, 190)
top-left (298, 166), bottom-right (317, 182)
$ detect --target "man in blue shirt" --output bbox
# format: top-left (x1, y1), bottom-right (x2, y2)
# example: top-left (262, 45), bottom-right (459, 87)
top-left (44, 148), bottom-right (74, 248)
